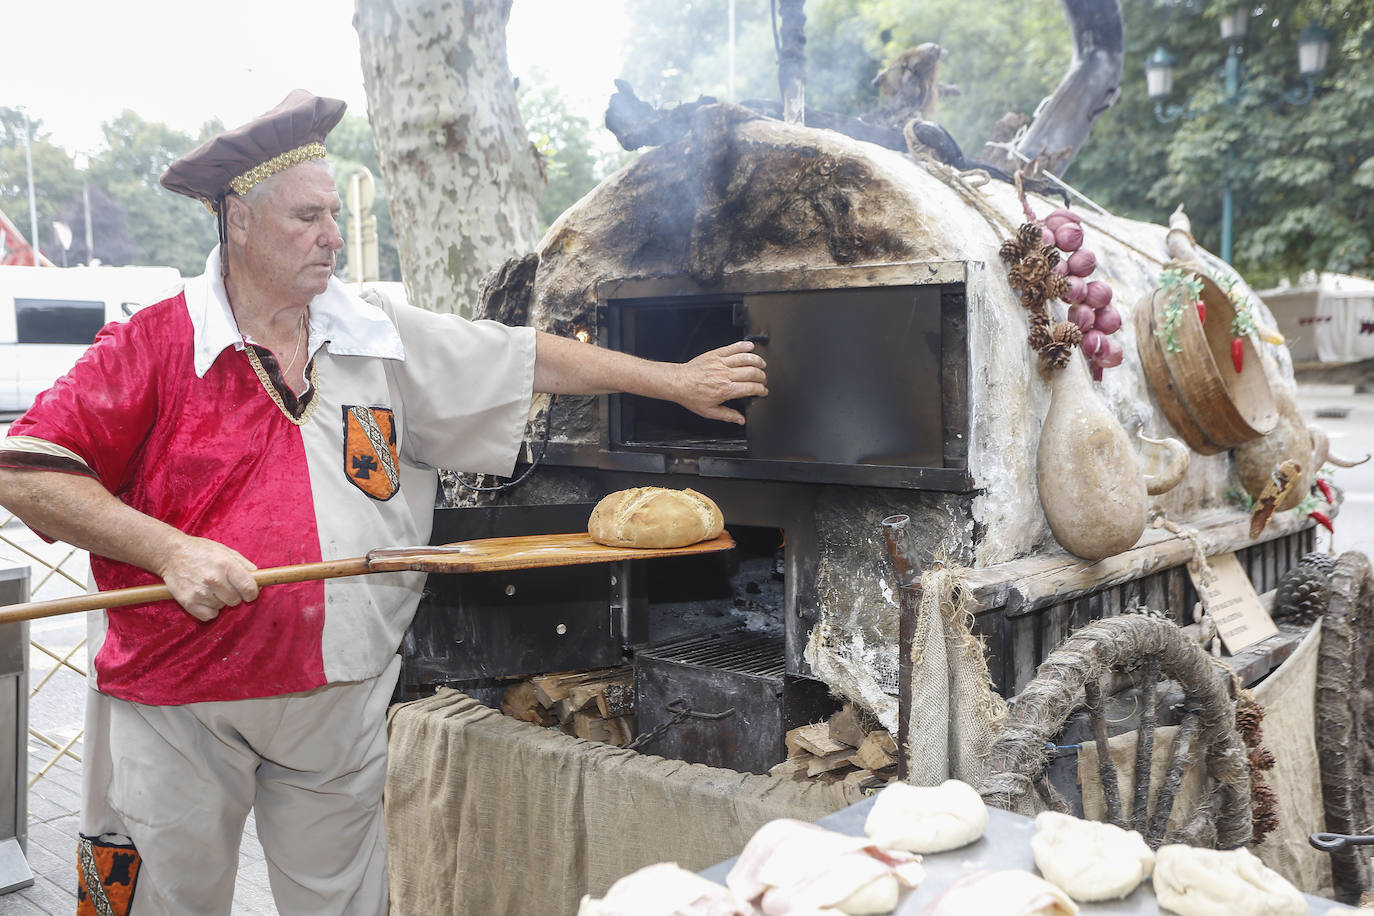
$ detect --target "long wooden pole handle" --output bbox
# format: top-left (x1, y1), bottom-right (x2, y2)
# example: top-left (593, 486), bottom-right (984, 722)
top-left (0, 557), bottom-right (373, 625)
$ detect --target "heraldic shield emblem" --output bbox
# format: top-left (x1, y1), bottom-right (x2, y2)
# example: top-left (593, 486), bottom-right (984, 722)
top-left (343, 405), bottom-right (400, 500)
top-left (76, 834), bottom-right (142, 916)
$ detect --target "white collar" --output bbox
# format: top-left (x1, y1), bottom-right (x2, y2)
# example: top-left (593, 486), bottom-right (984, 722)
top-left (186, 248), bottom-right (405, 378)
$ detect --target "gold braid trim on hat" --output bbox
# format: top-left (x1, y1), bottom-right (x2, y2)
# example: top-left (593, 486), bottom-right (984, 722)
top-left (227, 142), bottom-right (328, 198)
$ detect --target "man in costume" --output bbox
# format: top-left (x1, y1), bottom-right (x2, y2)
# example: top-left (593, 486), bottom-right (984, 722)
top-left (0, 90), bottom-right (767, 915)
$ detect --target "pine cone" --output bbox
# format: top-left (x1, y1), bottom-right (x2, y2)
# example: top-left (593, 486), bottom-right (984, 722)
top-left (1040, 245), bottom-right (1061, 269)
top-left (1016, 221), bottom-right (1045, 251)
top-left (1052, 321), bottom-right (1083, 348)
top-left (1019, 252), bottom-right (1052, 285)
top-left (1251, 773), bottom-right (1279, 845)
top-left (1042, 341), bottom-right (1075, 369)
top-left (1274, 564), bottom-right (1331, 624)
top-left (1298, 552), bottom-right (1336, 576)
top-left (1044, 273), bottom-right (1070, 302)
top-left (1020, 286), bottom-right (1046, 311)
top-left (999, 238), bottom-right (1025, 264)
top-left (1249, 746), bottom-right (1276, 771)
top-left (1028, 324), bottom-right (1053, 352)
top-left (1235, 698), bottom-right (1263, 745)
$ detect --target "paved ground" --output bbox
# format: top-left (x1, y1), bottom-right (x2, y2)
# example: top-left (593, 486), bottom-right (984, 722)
top-left (0, 382), bottom-right (1371, 913)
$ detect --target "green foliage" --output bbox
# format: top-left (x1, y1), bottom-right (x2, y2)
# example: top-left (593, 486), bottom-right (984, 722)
top-left (1157, 267), bottom-right (1203, 352)
top-left (517, 70), bottom-right (640, 232)
top-left (618, 0), bottom-right (1374, 286)
top-left (620, 0), bottom-right (1070, 158)
top-left (0, 109), bottom-right (83, 258)
top-left (0, 107), bottom-right (402, 279)
top-left (1074, 0), bottom-right (1374, 286)
top-left (327, 113), bottom-right (402, 282)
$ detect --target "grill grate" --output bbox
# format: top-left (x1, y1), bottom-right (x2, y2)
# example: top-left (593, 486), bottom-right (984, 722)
top-left (637, 629), bottom-right (785, 679)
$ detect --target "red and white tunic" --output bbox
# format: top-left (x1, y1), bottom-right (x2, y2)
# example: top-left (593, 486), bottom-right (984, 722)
top-left (1, 250), bottom-right (535, 705)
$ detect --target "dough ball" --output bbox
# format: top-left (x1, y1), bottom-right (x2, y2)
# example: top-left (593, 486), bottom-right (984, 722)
top-left (1030, 810), bottom-right (1153, 901)
top-left (588, 487), bottom-right (724, 548)
top-left (1152, 845), bottom-right (1306, 916)
top-left (862, 779), bottom-right (988, 853)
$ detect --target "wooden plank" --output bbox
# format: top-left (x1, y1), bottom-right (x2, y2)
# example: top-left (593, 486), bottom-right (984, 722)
top-left (963, 508), bottom-right (1325, 618)
top-left (807, 749), bottom-right (856, 777)
top-left (788, 722), bottom-right (848, 758)
top-left (1011, 611), bottom-right (1039, 694)
top-left (530, 667), bottom-right (629, 707)
top-left (849, 731), bottom-right (898, 771)
top-left (828, 704), bottom-right (869, 749)
top-left (769, 757), bottom-right (811, 779)
top-left (501, 681), bottom-right (555, 726)
top-left (1167, 567), bottom-right (1188, 625)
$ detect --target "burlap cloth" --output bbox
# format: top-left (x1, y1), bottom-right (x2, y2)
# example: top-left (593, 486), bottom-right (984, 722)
top-left (905, 565), bottom-right (1009, 787)
top-left (385, 689), bottom-right (863, 916)
top-left (1079, 622), bottom-right (1330, 895)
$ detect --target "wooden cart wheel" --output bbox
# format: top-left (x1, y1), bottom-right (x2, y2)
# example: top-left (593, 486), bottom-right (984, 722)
top-left (1315, 551), bottom-right (1374, 902)
top-left (979, 614), bottom-right (1252, 849)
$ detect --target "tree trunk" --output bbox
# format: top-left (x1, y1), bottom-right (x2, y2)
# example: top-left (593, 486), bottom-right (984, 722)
top-left (1014, 0), bottom-right (1123, 177)
top-left (354, 0), bottom-right (543, 316)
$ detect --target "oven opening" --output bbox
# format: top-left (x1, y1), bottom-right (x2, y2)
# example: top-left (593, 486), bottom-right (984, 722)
top-left (639, 523), bottom-right (786, 646)
top-left (611, 299), bottom-right (749, 453)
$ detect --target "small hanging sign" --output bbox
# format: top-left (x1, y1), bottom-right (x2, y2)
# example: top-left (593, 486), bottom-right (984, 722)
top-left (1188, 551), bottom-right (1277, 654)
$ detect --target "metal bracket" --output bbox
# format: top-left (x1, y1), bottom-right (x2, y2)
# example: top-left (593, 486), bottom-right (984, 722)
top-left (666, 697), bottom-right (736, 720)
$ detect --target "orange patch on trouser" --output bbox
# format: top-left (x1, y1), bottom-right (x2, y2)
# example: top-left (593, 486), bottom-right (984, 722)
top-left (77, 835), bottom-right (141, 916)
top-left (343, 405), bottom-right (400, 500)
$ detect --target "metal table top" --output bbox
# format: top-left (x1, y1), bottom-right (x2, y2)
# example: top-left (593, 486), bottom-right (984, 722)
top-left (701, 797), bottom-right (1352, 914)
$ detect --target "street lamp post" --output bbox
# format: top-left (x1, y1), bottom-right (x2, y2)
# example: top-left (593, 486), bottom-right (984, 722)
top-left (1146, 10), bottom-right (1333, 264)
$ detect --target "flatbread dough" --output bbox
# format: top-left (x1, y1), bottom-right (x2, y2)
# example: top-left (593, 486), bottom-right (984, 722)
top-left (577, 862), bottom-right (751, 915)
top-left (1030, 811), bottom-right (1153, 902)
top-left (1152, 845), bottom-right (1306, 916)
top-left (862, 780), bottom-right (988, 853)
top-left (921, 869), bottom-right (1079, 915)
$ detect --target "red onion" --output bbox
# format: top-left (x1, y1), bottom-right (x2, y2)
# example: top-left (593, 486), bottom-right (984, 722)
top-left (1097, 337), bottom-right (1124, 368)
top-left (1045, 214), bottom-right (1072, 234)
top-left (1052, 261), bottom-right (1070, 277)
top-left (1040, 225), bottom-right (1056, 248)
top-left (1084, 280), bottom-right (1113, 309)
top-left (1094, 304), bottom-right (1122, 334)
top-left (1091, 362), bottom-right (1104, 382)
top-left (1063, 276), bottom-right (1087, 304)
top-left (1081, 328), bottom-right (1108, 358)
top-left (1068, 304), bottom-right (1096, 332)
top-left (1046, 208), bottom-right (1081, 225)
top-left (1067, 248), bottom-right (1097, 277)
top-left (1053, 223), bottom-right (1084, 253)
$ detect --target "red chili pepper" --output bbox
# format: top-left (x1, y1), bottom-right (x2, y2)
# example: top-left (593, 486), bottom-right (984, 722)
top-left (1231, 337), bottom-right (1244, 374)
top-left (1196, 300), bottom-right (1206, 324)
top-left (1316, 478), bottom-right (1335, 504)
top-left (1310, 510), bottom-right (1334, 534)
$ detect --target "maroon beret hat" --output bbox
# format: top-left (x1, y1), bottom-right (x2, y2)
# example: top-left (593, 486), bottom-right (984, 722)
top-left (160, 89), bottom-right (347, 212)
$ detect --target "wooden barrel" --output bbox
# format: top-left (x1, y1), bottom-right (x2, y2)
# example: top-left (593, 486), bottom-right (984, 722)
top-left (1134, 274), bottom-right (1277, 455)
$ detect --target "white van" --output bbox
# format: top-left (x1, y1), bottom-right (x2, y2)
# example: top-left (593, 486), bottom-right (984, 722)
top-left (0, 265), bottom-right (183, 416)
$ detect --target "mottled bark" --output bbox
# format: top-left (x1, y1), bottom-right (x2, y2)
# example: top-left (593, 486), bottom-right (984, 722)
top-left (354, 0), bottom-right (543, 316)
top-left (1012, 0), bottom-right (1123, 177)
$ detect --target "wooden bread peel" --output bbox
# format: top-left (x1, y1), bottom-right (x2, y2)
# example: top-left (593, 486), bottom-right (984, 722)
top-left (0, 532), bottom-right (735, 625)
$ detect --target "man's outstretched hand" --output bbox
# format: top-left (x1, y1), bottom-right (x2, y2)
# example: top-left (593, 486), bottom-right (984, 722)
top-left (673, 340), bottom-right (768, 425)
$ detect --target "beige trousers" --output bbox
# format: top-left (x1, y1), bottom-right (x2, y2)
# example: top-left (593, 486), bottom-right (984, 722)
top-left (80, 656), bottom-right (400, 915)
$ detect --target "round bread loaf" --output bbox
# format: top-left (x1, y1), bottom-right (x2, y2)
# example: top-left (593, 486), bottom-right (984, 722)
top-left (588, 487), bottom-right (724, 549)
